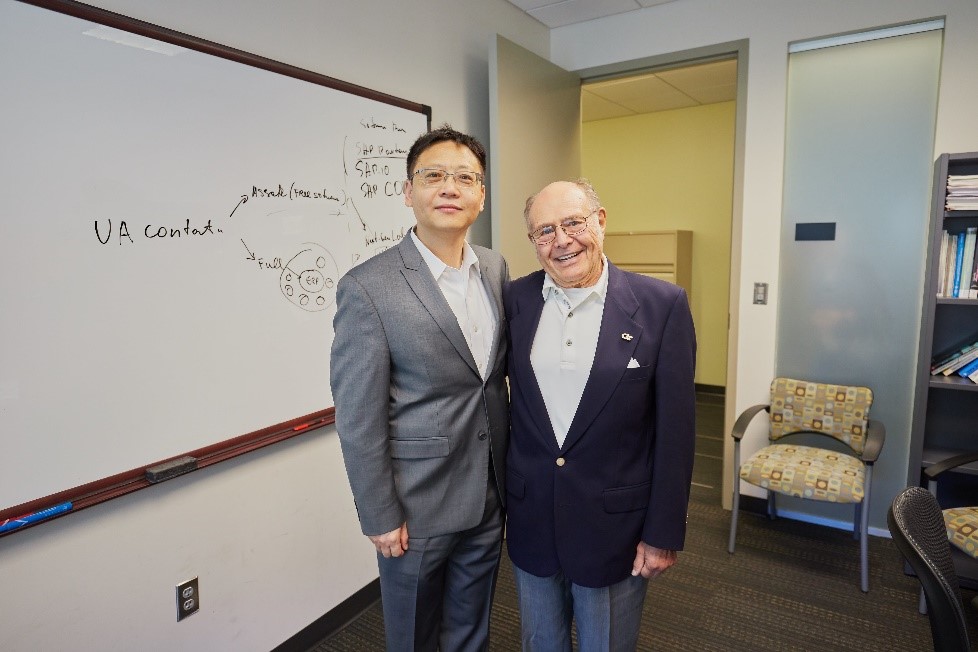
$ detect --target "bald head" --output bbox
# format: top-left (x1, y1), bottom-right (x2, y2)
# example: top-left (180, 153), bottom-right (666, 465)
top-left (524, 179), bottom-right (607, 288)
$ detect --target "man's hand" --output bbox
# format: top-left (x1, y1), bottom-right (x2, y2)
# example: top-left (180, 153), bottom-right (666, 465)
top-left (369, 523), bottom-right (409, 558)
top-left (631, 542), bottom-right (677, 579)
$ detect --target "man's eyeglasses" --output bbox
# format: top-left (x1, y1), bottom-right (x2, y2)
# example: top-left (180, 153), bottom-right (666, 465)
top-left (411, 168), bottom-right (483, 189)
top-left (527, 210), bottom-right (598, 246)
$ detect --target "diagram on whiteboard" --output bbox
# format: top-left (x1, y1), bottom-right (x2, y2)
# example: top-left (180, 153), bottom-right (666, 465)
top-left (279, 243), bottom-right (337, 312)
top-left (239, 238), bottom-right (339, 312)
top-left (86, 115), bottom-right (420, 315)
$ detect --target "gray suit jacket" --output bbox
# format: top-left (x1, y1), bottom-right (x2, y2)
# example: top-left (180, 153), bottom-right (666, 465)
top-left (330, 234), bottom-right (509, 539)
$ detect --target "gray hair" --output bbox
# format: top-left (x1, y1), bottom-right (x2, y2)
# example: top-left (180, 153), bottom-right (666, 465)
top-left (523, 178), bottom-right (602, 227)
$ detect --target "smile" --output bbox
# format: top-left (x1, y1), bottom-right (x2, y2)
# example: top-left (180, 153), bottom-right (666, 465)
top-left (555, 252), bottom-right (580, 262)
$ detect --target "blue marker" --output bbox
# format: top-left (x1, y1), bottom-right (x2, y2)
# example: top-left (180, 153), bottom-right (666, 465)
top-left (0, 501), bottom-right (72, 534)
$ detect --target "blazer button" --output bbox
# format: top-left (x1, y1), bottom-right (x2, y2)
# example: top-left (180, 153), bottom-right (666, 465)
top-left (556, 457), bottom-right (565, 467)
top-left (478, 432), bottom-right (487, 441)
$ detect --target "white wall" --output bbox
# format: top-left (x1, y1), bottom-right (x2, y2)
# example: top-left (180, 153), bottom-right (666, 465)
top-left (0, 2), bottom-right (547, 650)
top-left (550, 0), bottom-right (978, 519)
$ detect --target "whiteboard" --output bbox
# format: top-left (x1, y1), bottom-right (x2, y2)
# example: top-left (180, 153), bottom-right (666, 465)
top-left (0, 0), bottom-right (429, 511)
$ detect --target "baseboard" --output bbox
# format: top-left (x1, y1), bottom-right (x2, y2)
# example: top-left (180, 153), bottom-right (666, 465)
top-left (737, 495), bottom-right (890, 538)
top-left (273, 578), bottom-right (381, 652)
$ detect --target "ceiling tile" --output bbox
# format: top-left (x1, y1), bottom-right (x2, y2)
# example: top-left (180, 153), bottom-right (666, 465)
top-left (682, 82), bottom-right (737, 105)
top-left (528, 0), bottom-right (640, 29)
top-left (582, 89), bottom-right (636, 122)
top-left (507, 0), bottom-right (557, 10)
top-left (589, 74), bottom-right (671, 106)
top-left (656, 59), bottom-right (736, 89)
top-left (586, 74), bottom-right (699, 116)
top-left (656, 59), bottom-right (737, 105)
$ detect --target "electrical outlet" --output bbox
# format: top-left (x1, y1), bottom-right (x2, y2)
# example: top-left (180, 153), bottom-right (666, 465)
top-left (176, 577), bottom-right (200, 621)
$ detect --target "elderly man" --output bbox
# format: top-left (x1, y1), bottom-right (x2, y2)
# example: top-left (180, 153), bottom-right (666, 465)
top-left (504, 179), bottom-right (696, 651)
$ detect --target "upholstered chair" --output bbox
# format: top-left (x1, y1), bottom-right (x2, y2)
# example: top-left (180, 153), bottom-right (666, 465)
top-left (728, 377), bottom-right (885, 592)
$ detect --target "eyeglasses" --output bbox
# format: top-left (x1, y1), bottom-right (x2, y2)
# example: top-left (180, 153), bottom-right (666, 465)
top-left (527, 210), bottom-right (597, 246)
top-left (411, 168), bottom-right (483, 188)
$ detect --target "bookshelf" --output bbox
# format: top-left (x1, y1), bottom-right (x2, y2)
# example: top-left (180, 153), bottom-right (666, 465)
top-left (909, 152), bottom-right (978, 496)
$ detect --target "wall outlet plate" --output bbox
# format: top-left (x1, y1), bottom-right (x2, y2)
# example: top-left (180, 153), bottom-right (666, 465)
top-left (753, 282), bottom-right (769, 305)
top-left (176, 577), bottom-right (199, 621)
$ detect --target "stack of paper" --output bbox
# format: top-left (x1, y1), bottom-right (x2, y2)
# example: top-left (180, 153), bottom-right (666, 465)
top-left (946, 174), bottom-right (978, 210)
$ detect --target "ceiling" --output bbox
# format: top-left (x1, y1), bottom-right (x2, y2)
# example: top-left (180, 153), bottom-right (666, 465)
top-left (505, 0), bottom-right (737, 121)
top-left (583, 59), bottom-right (736, 121)
top-left (506, 0), bottom-right (681, 29)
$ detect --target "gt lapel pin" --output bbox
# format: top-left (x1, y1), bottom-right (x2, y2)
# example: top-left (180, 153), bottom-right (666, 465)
top-left (621, 333), bottom-right (633, 341)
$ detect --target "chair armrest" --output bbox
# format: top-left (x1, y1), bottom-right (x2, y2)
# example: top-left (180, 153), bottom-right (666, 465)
top-left (730, 404), bottom-right (769, 442)
top-left (861, 418), bottom-right (885, 464)
top-left (924, 451), bottom-right (978, 480)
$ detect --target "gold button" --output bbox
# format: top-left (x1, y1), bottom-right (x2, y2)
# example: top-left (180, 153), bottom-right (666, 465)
top-left (556, 457), bottom-right (565, 467)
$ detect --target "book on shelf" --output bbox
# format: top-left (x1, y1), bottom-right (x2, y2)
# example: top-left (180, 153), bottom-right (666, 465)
top-left (931, 336), bottom-right (978, 375)
top-left (970, 240), bottom-right (978, 299)
top-left (952, 230), bottom-right (966, 298)
top-left (937, 230), bottom-right (949, 296)
top-left (942, 346), bottom-right (978, 376)
top-left (958, 227), bottom-right (977, 298)
top-left (943, 233), bottom-right (958, 297)
top-left (969, 365), bottom-right (978, 384)
top-left (956, 356), bottom-right (978, 379)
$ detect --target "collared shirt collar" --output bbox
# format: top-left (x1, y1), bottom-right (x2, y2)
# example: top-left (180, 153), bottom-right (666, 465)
top-left (410, 228), bottom-right (481, 279)
top-left (541, 255), bottom-right (609, 308)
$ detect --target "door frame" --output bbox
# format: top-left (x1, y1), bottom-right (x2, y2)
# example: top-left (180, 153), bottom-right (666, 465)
top-left (576, 40), bottom-right (749, 509)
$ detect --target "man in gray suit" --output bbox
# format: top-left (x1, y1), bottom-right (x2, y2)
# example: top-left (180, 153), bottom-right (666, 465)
top-left (330, 125), bottom-right (509, 651)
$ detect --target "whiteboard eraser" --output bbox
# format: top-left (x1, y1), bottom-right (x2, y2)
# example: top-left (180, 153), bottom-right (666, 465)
top-left (145, 456), bottom-right (198, 483)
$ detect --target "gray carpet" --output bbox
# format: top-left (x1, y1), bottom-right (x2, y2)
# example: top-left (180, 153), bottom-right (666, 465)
top-left (311, 394), bottom-right (978, 650)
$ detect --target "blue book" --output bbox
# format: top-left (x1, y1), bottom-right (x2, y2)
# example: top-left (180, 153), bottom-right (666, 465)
top-left (957, 357), bottom-right (978, 378)
top-left (952, 232), bottom-right (966, 298)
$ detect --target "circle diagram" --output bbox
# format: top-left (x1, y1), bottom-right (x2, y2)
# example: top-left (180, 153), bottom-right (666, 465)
top-left (280, 243), bottom-right (337, 311)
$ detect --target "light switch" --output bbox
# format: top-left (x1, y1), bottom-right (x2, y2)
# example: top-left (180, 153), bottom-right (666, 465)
top-left (753, 282), bottom-right (768, 305)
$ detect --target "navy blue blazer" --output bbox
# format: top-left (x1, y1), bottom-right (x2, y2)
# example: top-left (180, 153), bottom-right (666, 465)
top-left (504, 262), bottom-right (697, 588)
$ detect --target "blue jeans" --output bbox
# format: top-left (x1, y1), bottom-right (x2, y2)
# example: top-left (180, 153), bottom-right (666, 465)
top-left (511, 563), bottom-right (648, 651)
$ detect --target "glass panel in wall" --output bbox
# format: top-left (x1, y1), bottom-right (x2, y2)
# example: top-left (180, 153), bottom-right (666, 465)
top-left (777, 28), bottom-right (942, 528)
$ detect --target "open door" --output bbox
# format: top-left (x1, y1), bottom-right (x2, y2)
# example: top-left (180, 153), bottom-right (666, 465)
top-left (489, 35), bottom-right (581, 278)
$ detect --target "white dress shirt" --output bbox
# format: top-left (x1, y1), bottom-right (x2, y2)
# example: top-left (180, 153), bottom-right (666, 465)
top-left (410, 229), bottom-right (496, 379)
top-left (530, 257), bottom-right (609, 448)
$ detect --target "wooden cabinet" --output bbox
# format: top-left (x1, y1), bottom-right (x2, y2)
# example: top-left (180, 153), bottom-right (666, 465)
top-left (603, 230), bottom-right (692, 298)
top-left (909, 152), bottom-right (978, 496)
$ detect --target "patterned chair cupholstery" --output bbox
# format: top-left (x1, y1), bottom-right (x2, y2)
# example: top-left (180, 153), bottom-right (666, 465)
top-left (728, 377), bottom-right (885, 593)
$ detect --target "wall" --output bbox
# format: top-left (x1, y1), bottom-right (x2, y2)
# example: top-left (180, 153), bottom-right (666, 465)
top-left (0, 1), bottom-right (547, 650)
top-left (582, 101), bottom-right (735, 388)
top-left (553, 0), bottom-right (978, 531)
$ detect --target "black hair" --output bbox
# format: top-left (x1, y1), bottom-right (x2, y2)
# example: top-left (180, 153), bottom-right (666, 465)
top-left (405, 123), bottom-right (487, 180)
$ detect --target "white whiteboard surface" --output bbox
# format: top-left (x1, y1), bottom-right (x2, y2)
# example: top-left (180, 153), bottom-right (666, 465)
top-left (0, 0), bottom-right (429, 510)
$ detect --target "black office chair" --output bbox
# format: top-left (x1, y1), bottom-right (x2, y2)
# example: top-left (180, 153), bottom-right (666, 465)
top-left (925, 452), bottom-right (978, 595)
top-left (887, 486), bottom-right (972, 652)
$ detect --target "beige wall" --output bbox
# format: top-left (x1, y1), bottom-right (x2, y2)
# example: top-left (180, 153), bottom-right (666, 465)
top-left (582, 101), bottom-right (735, 387)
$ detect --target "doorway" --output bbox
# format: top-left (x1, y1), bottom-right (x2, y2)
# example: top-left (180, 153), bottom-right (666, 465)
top-left (489, 36), bottom-right (747, 503)
top-left (580, 57), bottom-right (736, 393)
top-left (580, 58), bottom-right (737, 494)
